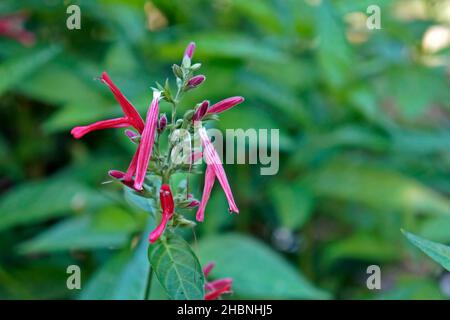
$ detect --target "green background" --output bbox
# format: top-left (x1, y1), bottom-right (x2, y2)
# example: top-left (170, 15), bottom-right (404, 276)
top-left (0, 0), bottom-right (449, 299)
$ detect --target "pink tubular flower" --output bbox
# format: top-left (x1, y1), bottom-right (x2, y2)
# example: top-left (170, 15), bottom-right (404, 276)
top-left (71, 72), bottom-right (145, 139)
top-left (205, 279), bottom-right (233, 300)
top-left (100, 72), bottom-right (145, 132)
top-left (184, 42), bottom-right (196, 59)
top-left (186, 75), bottom-right (206, 89)
top-left (149, 184), bottom-right (174, 243)
top-left (196, 165), bottom-right (215, 222)
top-left (124, 145), bottom-right (141, 181)
top-left (134, 91), bottom-right (161, 191)
top-left (203, 262), bottom-right (233, 300)
top-left (108, 170), bottom-right (141, 192)
top-left (0, 13), bottom-right (35, 46)
top-left (207, 96), bottom-right (244, 115)
top-left (71, 118), bottom-right (130, 139)
top-left (197, 127), bottom-right (239, 220)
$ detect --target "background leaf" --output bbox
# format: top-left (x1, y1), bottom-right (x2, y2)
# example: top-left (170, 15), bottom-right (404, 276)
top-left (402, 230), bottom-right (450, 272)
top-left (0, 178), bottom-right (108, 231)
top-left (0, 46), bottom-right (61, 95)
top-left (196, 233), bottom-right (330, 299)
top-left (80, 225), bottom-right (152, 300)
top-left (17, 207), bottom-right (139, 254)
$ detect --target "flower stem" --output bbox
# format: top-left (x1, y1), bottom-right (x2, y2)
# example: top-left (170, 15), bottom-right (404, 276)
top-left (171, 85), bottom-right (182, 127)
top-left (144, 265), bottom-right (153, 300)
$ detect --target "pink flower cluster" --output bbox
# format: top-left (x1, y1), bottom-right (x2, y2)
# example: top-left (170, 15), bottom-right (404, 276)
top-left (70, 42), bottom-right (244, 242)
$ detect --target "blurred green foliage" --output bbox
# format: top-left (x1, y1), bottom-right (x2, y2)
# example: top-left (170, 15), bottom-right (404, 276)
top-left (0, 0), bottom-right (449, 299)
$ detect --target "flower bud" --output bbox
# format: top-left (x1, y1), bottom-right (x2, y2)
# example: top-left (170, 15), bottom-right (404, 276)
top-left (184, 42), bottom-right (196, 59)
top-left (159, 184), bottom-right (174, 215)
top-left (108, 170), bottom-right (125, 180)
top-left (157, 113), bottom-right (167, 134)
top-left (183, 109), bottom-right (195, 121)
top-left (186, 75), bottom-right (205, 90)
top-left (193, 100), bottom-right (209, 121)
top-left (175, 216), bottom-right (196, 228)
top-left (125, 129), bottom-right (140, 143)
top-left (208, 96), bottom-right (244, 114)
top-left (172, 64), bottom-right (183, 79)
top-left (191, 63), bottom-right (202, 71)
top-left (188, 199), bottom-right (200, 208)
top-left (108, 170), bottom-right (141, 192)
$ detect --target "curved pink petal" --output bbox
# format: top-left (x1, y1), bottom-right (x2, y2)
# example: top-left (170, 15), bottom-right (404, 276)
top-left (206, 278), bottom-right (233, 292)
top-left (100, 72), bottom-right (145, 132)
top-left (134, 91), bottom-right (161, 191)
top-left (149, 213), bottom-right (170, 243)
top-left (204, 279), bottom-right (233, 300)
top-left (199, 127), bottom-right (239, 213)
top-left (124, 144), bottom-right (141, 182)
top-left (71, 117), bottom-right (129, 139)
top-left (202, 262), bottom-right (215, 277)
top-left (196, 165), bottom-right (215, 222)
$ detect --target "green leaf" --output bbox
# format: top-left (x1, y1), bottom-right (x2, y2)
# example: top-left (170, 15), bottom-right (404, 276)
top-left (80, 226), bottom-right (152, 300)
top-left (0, 263), bottom-right (71, 299)
top-left (375, 276), bottom-right (445, 300)
top-left (148, 232), bottom-right (205, 300)
top-left (124, 186), bottom-right (157, 214)
top-left (315, 1), bottom-right (353, 87)
top-left (402, 229), bottom-right (450, 271)
top-left (17, 207), bottom-right (138, 254)
top-left (269, 182), bottom-right (314, 230)
top-left (386, 66), bottom-right (449, 119)
top-left (305, 160), bottom-right (450, 216)
top-left (323, 234), bottom-right (398, 266)
top-left (196, 233), bottom-right (330, 299)
top-left (15, 60), bottom-right (108, 107)
top-left (0, 46), bottom-right (61, 95)
top-left (229, 0), bottom-right (283, 34)
top-left (0, 178), bottom-right (108, 231)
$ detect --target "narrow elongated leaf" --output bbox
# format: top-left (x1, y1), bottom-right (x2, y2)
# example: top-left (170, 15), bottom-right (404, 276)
top-left (0, 179), bottom-right (108, 231)
top-left (148, 232), bottom-right (205, 300)
top-left (315, 1), bottom-right (353, 87)
top-left (197, 233), bottom-right (330, 299)
top-left (402, 229), bottom-right (450, 271)
top-left (17, 207), bottom-right (138, 254)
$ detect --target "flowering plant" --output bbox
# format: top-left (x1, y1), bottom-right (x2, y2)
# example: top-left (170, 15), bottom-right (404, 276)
top-left (71, 42), bottom-right (243, 300)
